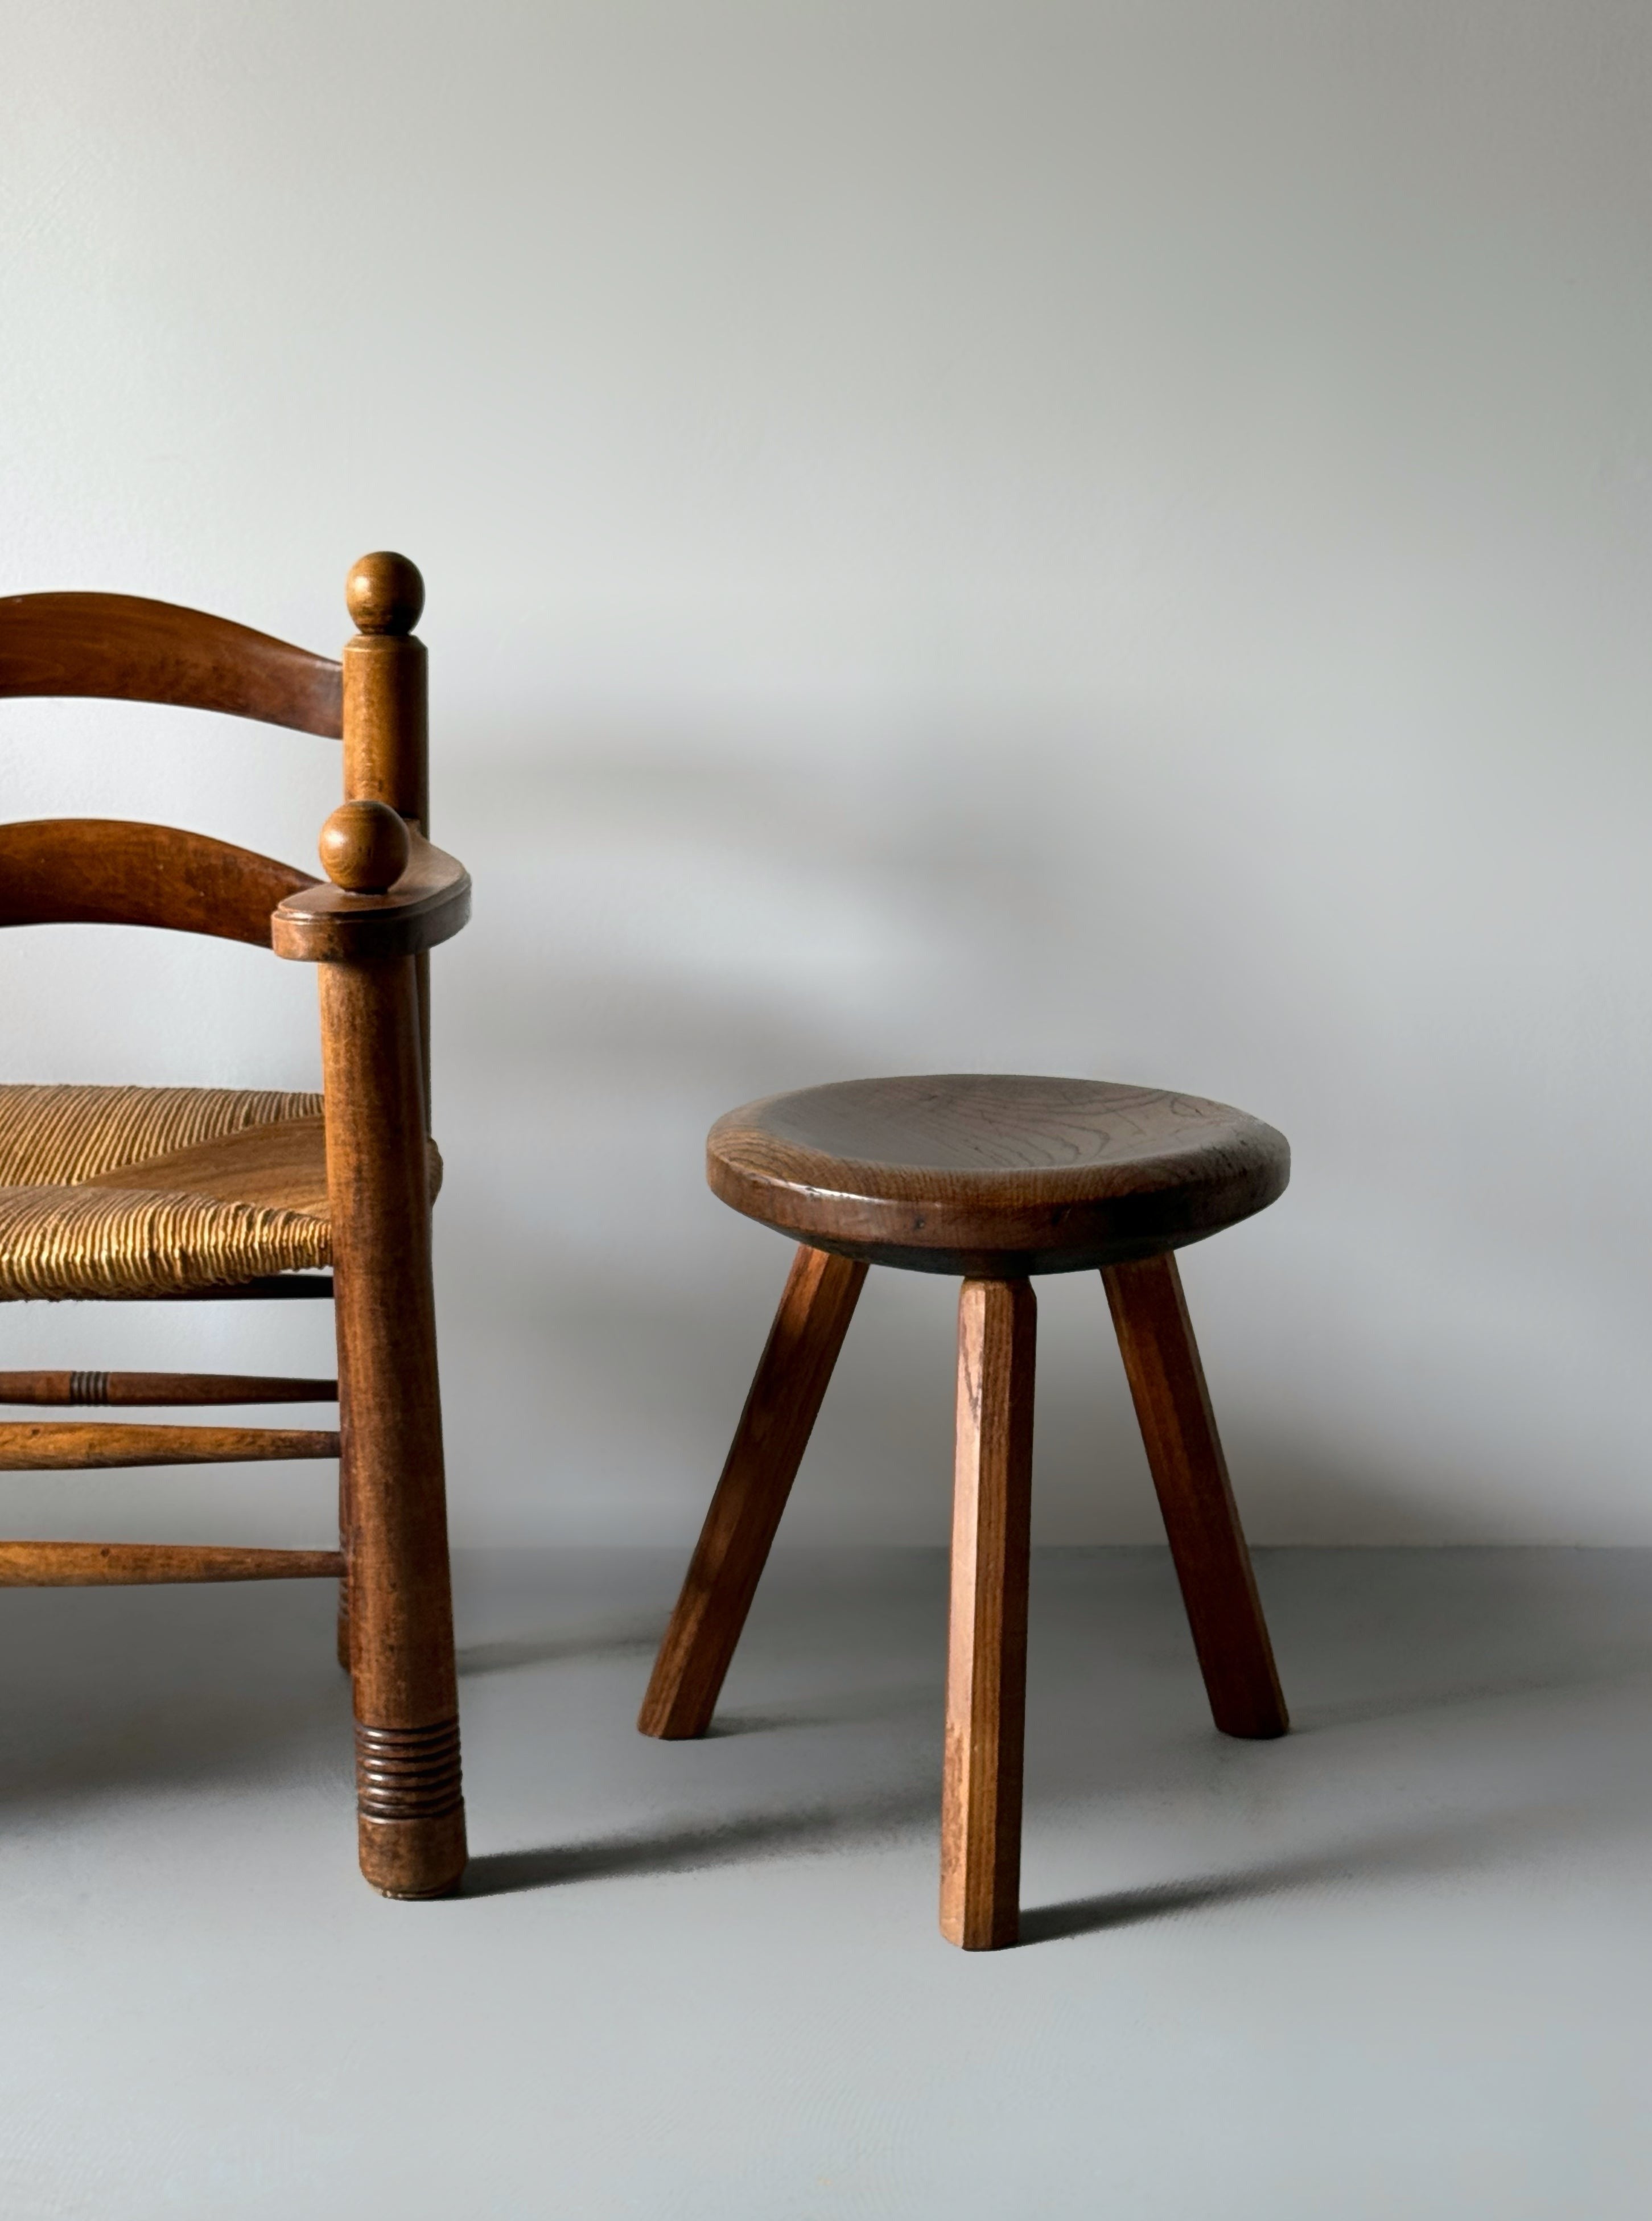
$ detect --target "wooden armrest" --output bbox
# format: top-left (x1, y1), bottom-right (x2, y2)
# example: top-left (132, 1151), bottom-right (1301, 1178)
top-left (271, 826), bottom-right (471, 962)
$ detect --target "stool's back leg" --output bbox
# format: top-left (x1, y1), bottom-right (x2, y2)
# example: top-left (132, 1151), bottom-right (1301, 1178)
top-left (1102, 1253), bottom-right (1287, 1739)
top-left (941, 1277), bottom-right (1035, 1951)
top-left (638, 1244), bottom-right (867, 1740)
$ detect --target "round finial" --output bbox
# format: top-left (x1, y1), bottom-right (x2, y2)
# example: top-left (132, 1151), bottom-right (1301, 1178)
top-left (319, 800), bottom-right (411, 893)
top-left (345, 551), bottom-right (425, 635)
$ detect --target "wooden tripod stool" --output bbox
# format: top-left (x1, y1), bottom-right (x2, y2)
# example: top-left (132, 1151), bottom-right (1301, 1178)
top-left (0, 553), bottom-right (470, 1898)
top-left (640, 1074), bottom-right (1291, 1948)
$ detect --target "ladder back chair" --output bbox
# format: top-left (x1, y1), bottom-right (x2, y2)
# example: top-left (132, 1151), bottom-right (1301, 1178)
top-left (0, 552), bottom-right (469, 1898)
top-left (641, 1074), bottom-right (1290, 1949)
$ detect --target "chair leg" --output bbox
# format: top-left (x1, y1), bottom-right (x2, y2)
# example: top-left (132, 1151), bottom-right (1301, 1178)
top-left (334, 1447), bottom-right (354, 1672)
top-left (638, 1244), bottom-right (867, 1740)
top-left (941, 1277), bottom-right (1035, 1951)
top-left (1102, 1252), bottom-right (1287, 1740)
top-left (322, 953), bottom-right (467, 1898)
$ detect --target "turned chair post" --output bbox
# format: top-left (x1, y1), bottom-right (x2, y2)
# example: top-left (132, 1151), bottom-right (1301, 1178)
top-left (0, 553), bottom-right (470, 1899)
top-left (336, 555), bottom-right (430, 1669)
top-left (319, 935), bottom-right (465, 1899)
top-left (341, 552), bottom-right (430, 1100)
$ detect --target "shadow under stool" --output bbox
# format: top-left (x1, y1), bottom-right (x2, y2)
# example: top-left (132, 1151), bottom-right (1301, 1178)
top-left (639, 1072), bottom-right (1291, 1949)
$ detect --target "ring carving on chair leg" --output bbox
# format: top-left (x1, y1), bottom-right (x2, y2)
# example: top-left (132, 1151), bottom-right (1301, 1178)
top-left (353, 1717), bottom-right (464, 1821)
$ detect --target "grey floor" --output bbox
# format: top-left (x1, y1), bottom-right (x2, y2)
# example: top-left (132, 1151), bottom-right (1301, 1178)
top-left (2, 1547), bottom-right (1650, 2217)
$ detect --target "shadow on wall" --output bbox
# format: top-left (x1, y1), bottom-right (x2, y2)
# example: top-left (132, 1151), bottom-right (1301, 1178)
top-left (432, 723), bottom-right (1204, 1545)
top-left (421, 717), bottom-right (1652, 1550)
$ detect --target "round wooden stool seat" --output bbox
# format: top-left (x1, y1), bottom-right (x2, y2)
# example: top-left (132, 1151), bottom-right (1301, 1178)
top-left (707, 1073), bottom-right (1290, 1277)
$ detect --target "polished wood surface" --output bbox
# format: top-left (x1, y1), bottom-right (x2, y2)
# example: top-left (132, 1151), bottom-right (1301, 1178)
top-left (270, 826), bottom-right (468, 963)
top-left (940, 1278), bottom-right (1036, 1950)
top-left (318, 800), bottom-right (412, 894)
top-left (330, 559), bottom-right (433, 1671)
top-left (342, 636), bottom-right (427, 818)
top-left (0, 820), bottom-right (315, 945)
top-left (329, 556), bottom-right (432, 1680)
top-left (341, 552), bottom-right (431, 1107)
top-left (708, 1074), bottom-right (1290, 1277)
top-left (1103, 1254), bottom-right (1287, 1739)
top-left (319, 946), bottom-right (465, 1898)
top-left (345, 553), bottom-right (426, 641)
top-left (0, 1543), bottom-right (343, 1585)
top-left (0, 1422), bottom-right (338, 1469)
top-left (0, 592), bottom-right (343, 737)
top-left (0, 1371), bottom-right (335, 1405)
top-left (639, 1244), bottom-right (867, 1739)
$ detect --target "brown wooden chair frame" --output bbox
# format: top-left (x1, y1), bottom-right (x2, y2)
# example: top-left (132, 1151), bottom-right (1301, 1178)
top-left (0, 554), bottom-right (470, 1898)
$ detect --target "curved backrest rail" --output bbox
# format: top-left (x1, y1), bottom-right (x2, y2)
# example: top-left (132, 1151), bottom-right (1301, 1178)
top-left (0, 821), bottom-right (318, 947)
top-left (0, 594), bottom-right (343, 739)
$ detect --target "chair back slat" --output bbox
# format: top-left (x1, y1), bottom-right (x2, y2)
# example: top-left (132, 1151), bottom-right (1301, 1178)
top-left (0, 594), bottom-right (342, 738)
top-left (0, 820), bottom-right (317, 947)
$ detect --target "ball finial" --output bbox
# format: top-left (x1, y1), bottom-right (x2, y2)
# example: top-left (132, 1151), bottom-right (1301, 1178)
top-left (319, 800), bottom-right (411, 893)
top-left (345, 552), bottom-right (425, 635)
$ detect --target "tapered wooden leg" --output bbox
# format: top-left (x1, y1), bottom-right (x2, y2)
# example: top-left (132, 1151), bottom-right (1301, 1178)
top-left (941, 1277), bottom-right (1035, 1951)
top-left (322, 953), bottom-right (467, 1898)
top-left (1102, 1252), bottom-right (1287, 1740)
top-left (639, 1244), bottom-right (867, 1740)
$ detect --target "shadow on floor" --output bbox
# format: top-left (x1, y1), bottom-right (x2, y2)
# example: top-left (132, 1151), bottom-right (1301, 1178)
top-left (456, 1623), bottom-right (664, 1676)
top-left (1288, 1660), bottom-right (1652, 1735)
top-left (1020, 1807), bottom-right (1555, 1945)
top-left (706, 1683), bottom-right (938, 1737)
top-left (463, 1786), bottom-right (936, 1897)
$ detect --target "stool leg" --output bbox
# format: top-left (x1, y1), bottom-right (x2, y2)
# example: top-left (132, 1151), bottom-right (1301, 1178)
top-left (638, 1244), bottom-right (867, 1740)
top-left (941, 1277), bottom-right (1035, 1951)
top-left (1102, 1253), bottom-right (1287, 1740)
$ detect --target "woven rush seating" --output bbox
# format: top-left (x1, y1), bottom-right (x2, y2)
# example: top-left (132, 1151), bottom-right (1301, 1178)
top-left (0, 1085), bottom-right (330, 1300)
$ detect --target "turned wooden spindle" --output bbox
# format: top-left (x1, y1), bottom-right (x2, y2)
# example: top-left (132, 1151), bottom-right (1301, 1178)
top-left (319, 799), bottom-right (411, 894)
top-left (337, 553), bottom-right (430, 1675)
top-left (341, 553), bottom-right (429, 1085)
top-left (0, 1371), bottom-right (336, 1405)
top-left (318, 795), bottom-right (407, 1675)
top-left (317, 776), bottom-right (465, 1895)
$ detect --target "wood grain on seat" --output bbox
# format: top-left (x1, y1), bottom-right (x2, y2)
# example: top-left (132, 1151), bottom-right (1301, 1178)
top-left (707, 1074), bottom-right (1290, 1276)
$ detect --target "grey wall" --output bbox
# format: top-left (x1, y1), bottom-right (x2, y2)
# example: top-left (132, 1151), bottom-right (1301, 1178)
top-left (4, 1), bottom-right (1652, 1547)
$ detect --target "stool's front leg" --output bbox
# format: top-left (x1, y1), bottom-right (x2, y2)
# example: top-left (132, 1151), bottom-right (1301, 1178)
top-left (941, 1277), bottom-right (1036, 1951)
top-left (639, 1244), bottom-right (867, 1740)
top-left (1103, 1252), bottom-right (1287, 1740)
